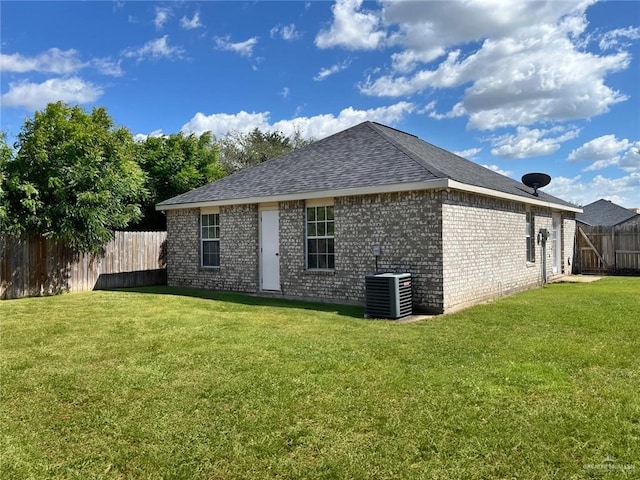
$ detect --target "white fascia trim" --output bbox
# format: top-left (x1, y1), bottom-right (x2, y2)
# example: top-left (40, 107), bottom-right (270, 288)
top-left (156, 178), bottom-right (581, 214)
top-left (156, 179), bottom-right (449, 210)
top-left (447, 180), bottom-right (583, 213)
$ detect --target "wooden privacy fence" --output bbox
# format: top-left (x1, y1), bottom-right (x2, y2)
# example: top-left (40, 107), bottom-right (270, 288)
top-left (0, 231), bottom-right (167, 300)
top-left (575, 224), bottom-right (640, 274)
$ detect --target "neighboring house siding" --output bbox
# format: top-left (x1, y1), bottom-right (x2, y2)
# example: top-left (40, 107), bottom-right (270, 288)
top-left (279, 191), bottom-right (444, 313)
top-left (166, 205), bottom-right (259, 293)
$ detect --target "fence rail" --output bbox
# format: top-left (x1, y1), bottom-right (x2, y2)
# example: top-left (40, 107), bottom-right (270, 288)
top-left (575, 224), bottom-right (640, 274)
top-left (0, 231), bottom-right (167, 300)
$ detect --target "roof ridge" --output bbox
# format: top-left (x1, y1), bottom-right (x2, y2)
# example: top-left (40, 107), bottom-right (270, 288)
top-left (366, 122), bottom-right (449, 179)
top-left (371, 121), bottom-right (418, 138)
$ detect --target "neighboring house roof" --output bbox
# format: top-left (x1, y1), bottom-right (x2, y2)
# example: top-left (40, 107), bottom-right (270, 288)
top-left (576, 198), bottom-right (639, 226)
top-left (157, 122), bottom-right (580, 212)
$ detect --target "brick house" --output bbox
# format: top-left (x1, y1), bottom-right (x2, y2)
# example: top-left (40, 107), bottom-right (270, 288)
top-left (157, 122), bottom-right (580, 313)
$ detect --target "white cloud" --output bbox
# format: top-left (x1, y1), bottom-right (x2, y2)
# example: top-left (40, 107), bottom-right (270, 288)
top-left (489, 126), bottom-right (580, 159)
top-left (270, 24), bottom-right (301, 41)
top-left (133, 129), bottom-right (165, 142)
top-left (181, 102), bottom-right (414, 140)
top-left (91, 57), bottom-right (123, 77)
top-left (620, 144), bottom-right (640, 174)
top-left (362, 34), bottom-right (629, 130)
top-left (214, 36), bottom-right (258, 57)
top-left (481, 164), bottom-right (513, 178)
top-left (0, 48), bottom-right (123, 77)
top-left (453, 147), bottom-right (481, 160)
top-left (182, 111), bottom-right (271, 137)
top-left (280, 87), bottom-right (290, 99)
top-left (355, 1), bottom-right (632, 130)
top-left (390, 49), bottom-right (445, 74)
top-left (569, 134), bottom-right (630, 162)
top-left (315, 0), bottom-right (385, 50)
top-left (0, 48), bottom-right (84, 74)
top-left (583, 158), bottom-right (621, 172)
top-left (417, 100), bottom-right (437, 115)
top-left (154, 7), bottom-right (172, 30)
top-left (1, 77), bottom-right (103, 110)
top-left (380, 0), bottom-right (583, 68)
top-left (599, 26), bottom-right (640, 50)
top-left (180, 11), bottom-right (202, 30)
top-left (122, 36), bottom-right (185, 61)
top-left (294, 104), bottom-right (307, 117)
top-left (428, 101), bottom-right (465, 120)
top-left (313, 60), bottom-right (350, 81)
top-left (546, 173), bottom-right (640, 207)
top-left (568, 134), bottom-right (640, 173)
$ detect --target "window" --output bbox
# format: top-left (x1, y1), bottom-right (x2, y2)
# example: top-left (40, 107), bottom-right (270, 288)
top-left (526, 210), bottom-right (535, 262)
top-left (201, 213), bottom-right (220, 267)
top-left (306, 204), bottom-right (334, 269)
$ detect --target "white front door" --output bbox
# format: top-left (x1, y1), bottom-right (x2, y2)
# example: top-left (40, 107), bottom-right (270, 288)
top-left (552, 213), bottom-right (561, 274)
top-left (260, 208), bottom-right (280, 291)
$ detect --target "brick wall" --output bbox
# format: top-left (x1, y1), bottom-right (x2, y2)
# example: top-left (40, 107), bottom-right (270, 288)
top-left (166, 205), bottom-right (259, 292)
top-left (279, 191), bottom-right (444, 313)
top-left (441, 191), bottom-right (575, 312)
top-left (166, 190), bottom-right (575, 314)
top-left (166, 208), bottom-right (199, 287)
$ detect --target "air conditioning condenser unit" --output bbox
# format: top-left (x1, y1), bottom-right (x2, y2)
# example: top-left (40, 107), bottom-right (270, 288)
top-left (365, 272), bottom-right (412, 319)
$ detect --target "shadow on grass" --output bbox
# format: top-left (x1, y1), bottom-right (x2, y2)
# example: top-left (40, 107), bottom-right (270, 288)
top-left (113, 285), bottom-right (365, 319)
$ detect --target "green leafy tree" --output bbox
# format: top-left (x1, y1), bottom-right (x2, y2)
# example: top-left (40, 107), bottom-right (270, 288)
top-left (3, 102), bottom-right (146, 253)
top-left (134, 131), bottom-right (226, 230)
top-left (219, 128), bottom-right (313, 173)
top-left (0, 132), bottom-right (13, 228)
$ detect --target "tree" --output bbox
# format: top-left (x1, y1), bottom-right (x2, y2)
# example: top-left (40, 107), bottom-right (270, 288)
top-left (0, 132), bottom-right (13, 228)
top-left (3, 102), bottom-right (146, 254)
top-left (133, 131), bottom-right (226, 230)
top-left (219, 128), bottom-right (313, 173)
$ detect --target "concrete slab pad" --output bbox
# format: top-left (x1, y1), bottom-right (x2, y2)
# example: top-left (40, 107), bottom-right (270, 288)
top-left (393, 314), bottom-right (437, 324)
top-left (552, 275), bottom-right (604, 283)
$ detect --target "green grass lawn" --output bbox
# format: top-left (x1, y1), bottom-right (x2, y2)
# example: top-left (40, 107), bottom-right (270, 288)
top-left (1, 278), bottom-right (639, 479)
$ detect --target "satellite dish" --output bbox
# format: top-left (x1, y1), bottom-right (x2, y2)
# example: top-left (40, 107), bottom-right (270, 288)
top-left (521, 172), bottom-right (551, 197)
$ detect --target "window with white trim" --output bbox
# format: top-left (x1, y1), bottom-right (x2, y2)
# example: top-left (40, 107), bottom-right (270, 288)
top-left (201, 213), bottom-right (220, 267)
top-left (526, 210), bottom-right (535, 263)
top-left (306, 204), bottom-right (334, 269)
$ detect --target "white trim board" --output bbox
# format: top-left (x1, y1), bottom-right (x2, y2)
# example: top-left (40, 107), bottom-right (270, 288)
top-left (157, 178), bottom-right (581, 213)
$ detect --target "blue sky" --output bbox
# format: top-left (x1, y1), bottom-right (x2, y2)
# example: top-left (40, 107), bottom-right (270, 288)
top-left (1, 0), bottom-right (639, 207)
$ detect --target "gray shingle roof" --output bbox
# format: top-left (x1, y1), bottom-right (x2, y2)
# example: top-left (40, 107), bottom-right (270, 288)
top-left (576, 199), bottom-right (638, 226)
top-left (157, 121), bottom-right (576, 208)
